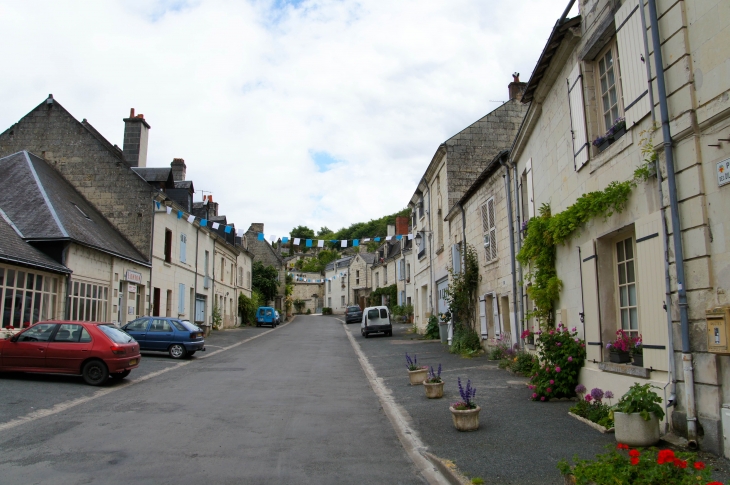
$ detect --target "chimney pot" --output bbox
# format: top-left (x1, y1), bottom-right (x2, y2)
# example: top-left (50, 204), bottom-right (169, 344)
top-left (122, 108), bottom-right (150, 168)
top-left (170, 158), bottom-right (187, 182)
top-left (508, 73), bottom-right (527, 102)
top-left (129, 108), bottom-right (135, 118)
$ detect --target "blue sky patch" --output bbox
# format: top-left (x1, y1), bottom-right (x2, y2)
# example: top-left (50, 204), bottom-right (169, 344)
top-left (311, 151), bottom-right (341, 172)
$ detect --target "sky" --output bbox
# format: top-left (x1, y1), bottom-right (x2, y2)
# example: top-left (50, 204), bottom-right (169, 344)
top-left (0, 0), bottom-right (578, 239)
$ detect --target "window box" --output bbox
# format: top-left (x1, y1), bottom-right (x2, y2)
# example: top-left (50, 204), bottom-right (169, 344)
top-left (609, 350), bottom-right (631, 364)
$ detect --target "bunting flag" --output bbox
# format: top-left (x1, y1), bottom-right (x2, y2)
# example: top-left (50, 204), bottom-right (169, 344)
top-left (385, 236), bottom-right (392, 241)
top-left (341, 240), bottom-right (347, 248)
top-left (237, 229), bottom-right (244, 237)
top-left (177, 211), bottom-right (183, 219)
top-left (408, 234), bottom-right (413, 240)
top-left (224, 226), bottom-right (232, 234)
top-left (282, 237), bottom-right (289, 244)
top-left (213, 222), bottom-right (220, 230)
top-left (374, 237), bottom-right (381, 242)
top-left (396, 235), bottom-right (402, 240)
top-left (155, 201), bottom-right (161, 209)
top-left (200, 219), bottom-right (208, 226)
top-left (187, 215), bottom-right (195, 223)
top-left (353, 239), bottom-right (359, 247)
top-left (306, 239), bottom-right (312, 247)
top-left (363, 238), bottom-right (370, 242)
top-left (270, 235), bottom-right (277, 243)
top-left (317, 240), bottom-right (324, 248)
top-left (166, 206), bottom-right (172, 214)
top-left (294, 238), bottom-right (300, 246)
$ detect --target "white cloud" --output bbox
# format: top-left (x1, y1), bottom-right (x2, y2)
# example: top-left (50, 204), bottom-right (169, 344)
top-left (0, 0), bottom-right (576, 238)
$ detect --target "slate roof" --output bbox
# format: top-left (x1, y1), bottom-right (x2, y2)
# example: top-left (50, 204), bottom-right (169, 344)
top-left (132, 167), bottom-right (173, 183)
top-left (359, 252), bottom-right (377, 264)
top-left (325, 256), bottom-right (353, 271)
top-left (0, 211), bottom-right (70, 274)
top-left (174, 180), bottom-right (194, 190)
top-left (0, 151), bottom-right (149, 265)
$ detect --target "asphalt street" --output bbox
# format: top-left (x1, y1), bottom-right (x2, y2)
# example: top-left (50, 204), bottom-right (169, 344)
top-left (0, 316), bottom-right (427, 485)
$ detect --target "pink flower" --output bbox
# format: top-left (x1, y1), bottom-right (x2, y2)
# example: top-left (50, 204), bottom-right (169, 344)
top-left (575, 338), bottom-right (579, 342)
top-left (555, 367), bottom-right (561, 373)
top-left (549, 330), bottom-right (554, 335)
top-left (540, 396), bottom-right (545, 401)
top-left (529, 385), bottom-right (535, 390)
top-left (545, 367), bottom-right (550, 373)
top-left (568, 356), bottom-right (573, 362)
top-left (532, 393), bottom-right (537, 398)
top-left (549, 380), bottom-right (554, 385)
top-left (556, 342), bottom-right (562, 346)
top-left (585, 395), bottom-right (593, 403)
top-left (546, 388), bottom-right (552, 393)
top-left (571, 327), bottom-right (577, 332)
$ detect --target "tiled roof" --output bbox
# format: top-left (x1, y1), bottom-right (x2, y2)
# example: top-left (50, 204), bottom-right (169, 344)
top-left (0, 151), bottom-right (149, 265)
top-left (0, 211), bottom-right (70, 274)
top-left (132, 167), bottom-right (173, 183)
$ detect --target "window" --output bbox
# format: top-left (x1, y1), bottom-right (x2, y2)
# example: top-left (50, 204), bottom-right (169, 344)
top-left (238, 267), bottom-right (243, 286)
top-left (126, 318), bottom-right (149, 331)
top-left (418, 195), bottom-right (424, 219)
top-left (164, 229), bottom-right (172, 263)
top-left (437, 208), bottom-right (443, 251)
top-left (616, 236), bottom-right (638, 335)
top-left (204, 251), bottom-right (210, 276)
top-left (220, 258), bottom-right (225, 282)
top-left (328, 280), bottom-right (331, 293)
top-left (481, 197), bottom-right (497, 262)
top-left (356, 270), bottom-right (360, 285)
top-left (18, 323), bottom-right (56, 342)
top-left (52, 324), bottom-right (86, 342)
top-left (341, 296), bottom-right (345, 307)
top-left (384, 267), bottom-right (388, 284)
top-left (180, 233), bottom-right (187, 263)
top-left (150, 319), bottom-right (172, 332)
top-left (406, 263), bottom-right (410, 282)
top-left (596, 41), bottom-right (623, 133)
top-left (230, 263), bottom-right (234, 285)
top-left (166, 290), bottom-right (172, 317)
top-left (68, 280), bottom-right (109, 322)
top-left (247, 271), bottom-right (251, 289)
top-left (178, 283), bottom-right (185, 315)
top-left (328, 297), bottom-right (331, 307)
top-left (375, 272), bottom-right (379, 288)
top-left (0, 268), bottom-right (59, 327)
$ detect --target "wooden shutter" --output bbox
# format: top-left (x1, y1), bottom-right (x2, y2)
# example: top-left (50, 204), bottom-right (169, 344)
top-left (526, 158), bottom-right (535, 219)
top-left (492, 296), bottom-right (501, 338)
top-left (567, 63), bottom-right (589, 170)
top-left (635, 211), bottom-right (669, 371)
top-left (479, 295), bottom-right (488, 339)
top-left (178, 283), bottom-right (185, 315)
top-left (580, 240), bottom-right (602, 362)
top-left (180, 234), bottom-right (186, 263)
top-left (482, 198), bottom-right (497, 261)
top-left (616, 0), bottom-right (651, 127)
top-left (452, 244), bottom-right (461, 273)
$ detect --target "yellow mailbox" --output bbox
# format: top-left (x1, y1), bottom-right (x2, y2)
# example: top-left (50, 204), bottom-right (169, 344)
top-left (707, 307), bottom-right (730, 354)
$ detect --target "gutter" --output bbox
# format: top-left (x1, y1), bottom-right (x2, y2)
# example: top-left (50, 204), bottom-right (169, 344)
top-left (647, 0), bottom-right (697, 450)
top-left (512, 160), bottom-right (525, 334)
top-left (499, 153), bottom-right (520, 347)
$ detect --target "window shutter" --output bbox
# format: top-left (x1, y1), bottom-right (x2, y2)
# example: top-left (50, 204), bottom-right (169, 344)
top-left (567, 63), bottom-right (589, 170)
top-left (479, 296), bottom-right (488, 339)
top-left (526, 158), bottom-right (535, 219)
top-left (492, 296), bottom-right (501, 338)
top-left (634, 210), bottom-right (668, 371)
top-left (580, 240), bottom-right (602, 362)
top-left (178, 283), bottom-right (185, 314)
top-left (452, 244), bottom-right (461, 273)
top-left (487, 198), bottom-right (497, 260)
top-left (180, 234), bottom-right (186, 263)
top-left (616, 0), bottom-right (651, 127)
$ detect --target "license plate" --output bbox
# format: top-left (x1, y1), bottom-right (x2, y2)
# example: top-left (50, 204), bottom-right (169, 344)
top-left (129, 359), bottom-right (138, 366)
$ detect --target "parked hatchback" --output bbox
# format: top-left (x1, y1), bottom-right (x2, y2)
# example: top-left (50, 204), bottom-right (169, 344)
top-left (122, 317), bottom-right (205, 359)
top-left (0, 321), bottom-right (141, 386)
top-left (344, 305), bottom-right (363, 324)
top-left (360, 306), bottom-right (392, 337)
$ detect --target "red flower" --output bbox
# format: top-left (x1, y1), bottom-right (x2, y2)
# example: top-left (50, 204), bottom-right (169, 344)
top-left (630, 457), bottom-right (639, 466)
top-left (616, 443), bottom-right (629, 450)
top-left (707, 482), bottom-right (723, 485)
top-left (628, 449), bottom-right (640, 458)
top-left (656, 449), bottom-right (675, 464)
top-left (693, 461), bottom-right (705, 470)
top-left (673, 458), bottom-right (687, 469)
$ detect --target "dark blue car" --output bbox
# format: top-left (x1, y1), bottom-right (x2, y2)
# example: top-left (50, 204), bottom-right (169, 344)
top-left (122, 317), bottom-right (205, 359)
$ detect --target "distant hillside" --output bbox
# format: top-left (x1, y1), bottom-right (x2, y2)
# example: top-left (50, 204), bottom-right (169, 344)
top-left (333, 207), bottom-right (410, 241)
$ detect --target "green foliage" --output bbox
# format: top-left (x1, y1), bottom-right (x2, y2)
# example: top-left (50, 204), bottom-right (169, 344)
top-left (450, 324), bottom-right (481, 356)
top-left (369, 284), bottom-right (397, 309)
top-left (471, 478), bottom-right (485, 485)
top-left (526, 325), bottom-right (586, 400)
top-left (425, 315), bottom-right (440, 339)
top-left (615, 383), bottom-right (665, 421)
top-left (290, 225), bottom-right (315, 253)
top-left (306, 308), bottom-right (311, 315)
top-left (557, 445), bottom-right (711, 485)
top-left (443, 244), bottom-right (481, 355)
top-left (252, 261), bottom-right (279, 302)
top-left (333, 208), bottom-right (410, 243)
top-left (293, 299), bottom-right (305, 313)
top-left (238, 291), bottom-right (263, 325)
top-left (499, 350), bottom-right (539, 377)
top-left (571, 396), bottom-right (614, 429)
top-left (488, 340), bottom-right (513, 360)
top-left (295, 249), bottom-right (339, 272)
top-left (322, 307), bottom-right (332, 315)
top-left (212, 303), bottom-right (222, 330)
top-left (634, 127), bottom-right (659, 183)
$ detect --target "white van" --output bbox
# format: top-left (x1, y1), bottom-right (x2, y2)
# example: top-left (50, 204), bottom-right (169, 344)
top-left (360, 306), bottom-right (393, 338)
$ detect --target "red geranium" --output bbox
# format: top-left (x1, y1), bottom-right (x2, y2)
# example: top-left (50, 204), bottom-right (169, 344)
top-left (656, 449), bottom-right (675, 464)
top-left (672, 458), bottom-right (687, 469)
top-left (628, 449), bottom-right (640, 458)
top-left (616, 443), bottom-right (629, 450)
top-left (693, 461), bottom-right (705, 470)
top-left (630, 457), bottom-right (639, 466)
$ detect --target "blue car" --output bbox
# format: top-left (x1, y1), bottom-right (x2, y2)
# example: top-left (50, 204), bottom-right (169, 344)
top-left (256, 307), bottom-right (277, 327)
top-left (122, 317), bottom-right (205, 359)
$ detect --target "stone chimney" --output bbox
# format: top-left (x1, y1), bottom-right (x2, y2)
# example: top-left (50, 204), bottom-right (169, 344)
top-left (171, 158), bottom-right (186, 182)
top-left (123, 108), bottom-right (151, 167)
top-left (395, 216), bottom-right (409, 236)
top-left (508, 73), bottom-right (527, 102)
top-left (248, 223), bottom-right (264, 234)
top-left (387, 225), bottom-right (395, 237)
top-left (204, 195), bottom-right (218, 218)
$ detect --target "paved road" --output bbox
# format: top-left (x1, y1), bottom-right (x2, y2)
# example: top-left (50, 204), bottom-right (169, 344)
top-left (0, 316), bottom-right (428, 485)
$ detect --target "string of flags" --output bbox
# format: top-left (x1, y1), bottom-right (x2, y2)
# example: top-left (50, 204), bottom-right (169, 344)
top-left (288, 271), bottom-right (348, 283)
top-left (156, 200), bottom-right (413, 247)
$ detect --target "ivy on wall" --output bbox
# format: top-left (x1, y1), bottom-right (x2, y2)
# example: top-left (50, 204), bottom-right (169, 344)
top-left (369, 284), bottom-right (397, 308)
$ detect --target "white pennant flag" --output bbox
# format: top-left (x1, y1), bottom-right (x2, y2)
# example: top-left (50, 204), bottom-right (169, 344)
top-left (166, 206), bottom-right (172, 214)
top-left (237, 229), bottom-right (244, 237)
top-left (408, 234), bottom-right (413, 240)
top-left (363, 238), bottom-right (370, 242)
top-left (317, 240), bottom-right (324, 248)
top-left (187, 215), bottom-right (195, 223)
top-left (270, 235), bottom-right (277, 243)
top-left (386, 236), bottom-right (392, 241)
top-left (341, 240), bottom-right (347, 248)
top-left (212, 222), bottom-right (220, 230)
top-left (294, 238), bottom-right (300, 246)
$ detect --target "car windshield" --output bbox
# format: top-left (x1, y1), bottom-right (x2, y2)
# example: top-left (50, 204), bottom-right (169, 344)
top-left (99, 324), bottom-right (135, 343)
top-left (179, 320), bottom-right (200, 331)
top-left (348, 306), bottom-right (361, 312)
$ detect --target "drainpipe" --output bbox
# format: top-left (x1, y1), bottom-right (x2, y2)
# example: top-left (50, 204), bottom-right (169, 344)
top-left (500, 153), bottom-right (520, 348)
top-left (648, 0), bottom-right (697, 449)
top-left (194, 222), bottom-right (200, 324)
top-left (512, 161), bottom-right (525, 334)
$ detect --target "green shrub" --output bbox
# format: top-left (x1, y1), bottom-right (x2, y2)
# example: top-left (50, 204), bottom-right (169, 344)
top-left (499, 350), bottom-right (538, 377)
top-left (425, 315), bottom-right (440, 339)
top-left (306, 308), bottom-right (311, 315)
top-left (488, 340), bottom-right (513, 360)
top-left (322, 307), bottom-right (332, 315)
top-left (525, 324), bottom-right (586, 401)
top-left (450, 323), bottom-right (481, 356)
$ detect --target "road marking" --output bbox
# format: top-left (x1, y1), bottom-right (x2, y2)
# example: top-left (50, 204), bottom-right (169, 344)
top-left (339, 319), bottom-right (452, 485)
top-left (0, 318), bottom-right (296, 432)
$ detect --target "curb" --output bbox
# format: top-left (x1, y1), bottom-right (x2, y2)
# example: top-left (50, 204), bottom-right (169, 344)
top-left (422, 452), bottom-right (470, 485)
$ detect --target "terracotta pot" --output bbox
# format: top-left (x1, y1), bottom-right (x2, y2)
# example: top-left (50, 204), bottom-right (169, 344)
top-left (450, 405), bottom-right (481, 431)
top-left (408, 368), bottom-right (428, 385)
top-left (423, 380), bottom-right (444, 399)
top-left (614, 412), bottom-right (660, 447)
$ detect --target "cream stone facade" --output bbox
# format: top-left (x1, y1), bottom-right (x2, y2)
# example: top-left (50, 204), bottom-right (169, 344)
top-left (291, 275), bottom-right (324, 314)
top-left (348, 252), bottom-right (375, 310)
top-left (511, 0), bottom-right (730, 454)
top-left (324, 258), bottom-right (351, 313)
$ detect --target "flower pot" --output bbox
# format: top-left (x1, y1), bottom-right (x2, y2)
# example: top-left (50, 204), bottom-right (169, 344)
top-left (596, 139), bottom-right (611, 153)
top-left (614, 412), bottom-right (660, 447)
top-left (450, 405), bottom-right (481, 431)
top-left (612, 126), bottom-right (626, 140)
top-left (408, 367), bottom-right (428, 385)
top-left (609, 351), bottom-right (631, 364)
top-left (438, 323), bottom-right (448, 343)
top-left (632, 353), bottom-right (644, 367)
top-left (423, 380), bottom-right (444, 399)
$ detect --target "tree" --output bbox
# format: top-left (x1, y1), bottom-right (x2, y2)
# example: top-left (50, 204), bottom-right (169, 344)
top-left (317, 226), bottom-right (332, 237)
top-left (290, 225), bottom-right (315, 253)
top-left (252, 260), bottom-right (279, 302)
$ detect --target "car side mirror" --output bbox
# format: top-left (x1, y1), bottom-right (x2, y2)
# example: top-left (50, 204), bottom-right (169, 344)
top-left (9, 334), bottom-right (19, 343)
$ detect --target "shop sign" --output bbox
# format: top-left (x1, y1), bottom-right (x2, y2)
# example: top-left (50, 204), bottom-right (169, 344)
top-left (717, 158), bottom-right (730, 187)
top-left (128, 283), bottom-right (137, 293)
top-left (125, 270), bottom-right (143, 284)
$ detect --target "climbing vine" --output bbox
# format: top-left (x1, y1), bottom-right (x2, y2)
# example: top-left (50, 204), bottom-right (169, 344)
top-left (517, 131), bottom-right (658, 327)
top-left (445, 244), bottom-right (482, 355)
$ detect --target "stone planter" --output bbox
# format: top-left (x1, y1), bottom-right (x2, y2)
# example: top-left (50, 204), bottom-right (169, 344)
top-left (609, 351), bottom-right (631, 364)
top-left (450, 405), bottom-right (481, 431)
top-left (632, 353), bottom-right (644, 367)
top-left (568, 412), bottom-right (614, 433)
top-left (423, 380), bottom-right (444, 399)
top-left (614, 412), bottom-right (660, 447)
top-left (408, 367), bottom-right (428, 385)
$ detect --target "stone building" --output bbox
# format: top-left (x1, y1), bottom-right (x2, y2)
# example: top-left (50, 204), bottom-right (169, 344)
top-left (408, 78), bottom-right (529, 332)
top-left (290, 271), bottom-right (324, 314)
top-left (324, 256), bottom-right (353, 312)
top-left (246, 223), bottom-right (286, 310)
top-left (511, 0), bottom-right (730, 454)
top-left (349, 251), bottom-right (376, 310)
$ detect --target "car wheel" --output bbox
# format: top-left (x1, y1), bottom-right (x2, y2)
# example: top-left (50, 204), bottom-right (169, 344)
top-left (169, 344), bottom-right (187, 359)
top-left (363, 331), bottom-right (369, 338)
top-left (186, 351), bottom-right (196, 357)
top-left (110, 369), bottom-right (131, 380)
top-left (82, 360), bottom-right (109, 386)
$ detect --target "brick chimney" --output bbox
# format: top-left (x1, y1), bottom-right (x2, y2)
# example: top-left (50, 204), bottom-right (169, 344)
top-left (123, 108), bottom-right (151, 167)
top-left (395, 216), bottom-right (409, 236)
top-left (171, 158), bottom-right (186, 182)
top-left (508, 73), bottom-right (527, 101)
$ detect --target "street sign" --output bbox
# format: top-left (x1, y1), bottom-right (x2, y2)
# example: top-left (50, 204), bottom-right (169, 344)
top-left (716, 157), bottom-right (730, 187)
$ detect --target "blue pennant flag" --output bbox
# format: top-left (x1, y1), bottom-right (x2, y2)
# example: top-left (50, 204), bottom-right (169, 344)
top-left (177, 211), bottom-right (183, 219)
top-left (374, 237), bottom-right (380, 242)
top-left (353, 239), bottom-right (359, 247)
top-left (306, 239), bottom-right (312, 247)
top-left (224, 226), bottom-right (232, 234)
top-left (258, 233), bottom-right (264, 241)
top-left (330, 240), bottom-right (337, 243)
top-left (396, 235), bottom-right (402, 240)
top-left (282, 237), bottom-right (289, 244)
top-left (155, 201), bottom-right (161, 209)
top-left (200, 219), bottom-right (207, 227)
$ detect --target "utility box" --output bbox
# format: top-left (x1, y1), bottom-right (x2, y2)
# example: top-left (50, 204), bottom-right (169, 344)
top-left (722, 404), bottom-right (730, 459)
top-left (706, 307), bottom-right (730, 354)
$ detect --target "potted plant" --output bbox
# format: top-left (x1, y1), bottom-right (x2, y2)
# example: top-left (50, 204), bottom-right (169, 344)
top-left (568, 385), bottom-right (615, 433)
top-left (450, 377), bottom-right (480, 431)
top-left (606, 329), bottom-right (632, 363)
top-left (592, 134), bottom-right (610, 153)
top-left (613, 383), bottom-right (665, 447)
top-left (423, 364), bottom-right (444, 399)
top-left (608, 117), bottom-right (626, 140)
top-left (406, 353), bottom-right (428, 385)
top-left (631, 335), bottom-right (643, 367)
top-left (438, 312), bottom-right (450, 343)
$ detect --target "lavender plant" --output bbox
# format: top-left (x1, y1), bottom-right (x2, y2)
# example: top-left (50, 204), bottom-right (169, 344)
top-left (405, 352), bottom-right (424, 371)
top-left (426, 364), bottom-right (442, 383)
top-left (452, 377), bottom-right (477, 410)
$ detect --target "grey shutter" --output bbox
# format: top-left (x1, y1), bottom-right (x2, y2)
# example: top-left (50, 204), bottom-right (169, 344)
top-left (178, 283), bottom-right (185, 315)
top-left (567, 63), bottom-right (589, 170)
top-left (180, 234), bottom-right (187, 263)
top-left (452, 244), bottom-right (461, 274)
top-left (479, 296), bottom-right (488, 339)
top-left (616, 0), bottom-right (651, 127)
top-left (580, 240), bottom-right (602, 362)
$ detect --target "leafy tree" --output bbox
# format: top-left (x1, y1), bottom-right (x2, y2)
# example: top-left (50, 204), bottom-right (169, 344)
top-left (290, 225), bottom-right (315, 253)
top-left (252, 261), bottom-right (279, 302)
top-left (317, 226), bottom-right (332, 237)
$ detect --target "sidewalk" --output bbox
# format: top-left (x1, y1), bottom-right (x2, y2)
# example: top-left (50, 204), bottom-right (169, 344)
top-left (344, 319), bottom-right (730, 485)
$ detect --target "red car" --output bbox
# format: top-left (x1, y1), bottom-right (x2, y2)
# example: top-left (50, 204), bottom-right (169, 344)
top-left (0, 321), bottom-right (141, 386)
